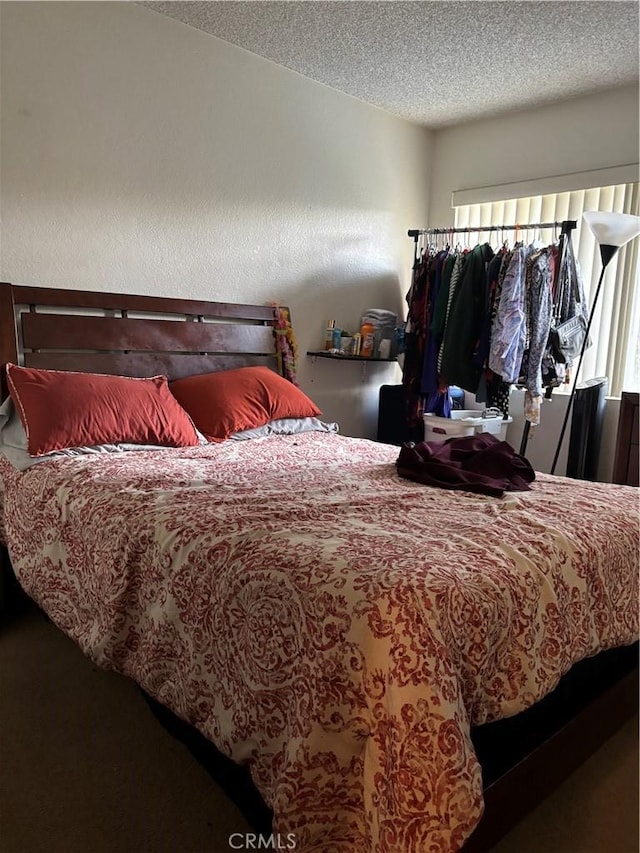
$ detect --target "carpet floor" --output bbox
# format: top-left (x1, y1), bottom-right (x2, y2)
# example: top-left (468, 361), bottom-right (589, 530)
top-left (1, 598), bottom-right (637, 853)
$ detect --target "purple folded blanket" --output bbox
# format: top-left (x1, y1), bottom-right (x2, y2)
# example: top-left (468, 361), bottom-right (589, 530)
top-left (396, 432), bottom-right (535, 497)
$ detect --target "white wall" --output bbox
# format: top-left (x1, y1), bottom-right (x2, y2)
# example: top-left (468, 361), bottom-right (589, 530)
top-left (429, 84), bottom-right (640, 226)
top-left (0, 2), bottom-right (430, 438)
top-left (429, 85), bottom-right (639, 479)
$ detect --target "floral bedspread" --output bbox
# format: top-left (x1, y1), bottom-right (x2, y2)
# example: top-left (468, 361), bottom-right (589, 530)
top-left (1, 433), bottom-right (638, 852)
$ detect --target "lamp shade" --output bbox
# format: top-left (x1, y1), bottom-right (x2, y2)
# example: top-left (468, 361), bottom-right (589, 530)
top-left (582, 210), bottom-right (640, 248)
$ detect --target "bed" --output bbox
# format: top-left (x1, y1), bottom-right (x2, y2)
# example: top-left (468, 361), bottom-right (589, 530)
top-left (0, 281), bottom-right (638, 853)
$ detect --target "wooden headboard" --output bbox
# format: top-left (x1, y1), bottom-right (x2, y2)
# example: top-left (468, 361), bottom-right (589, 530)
top-left (0, 282), bottom-right (285, 399)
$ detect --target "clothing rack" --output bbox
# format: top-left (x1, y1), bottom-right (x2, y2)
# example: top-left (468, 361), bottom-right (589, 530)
top-left (406, 219), bottom-right (578, 458)
top-left (408, 220), bottom-right (577, 263)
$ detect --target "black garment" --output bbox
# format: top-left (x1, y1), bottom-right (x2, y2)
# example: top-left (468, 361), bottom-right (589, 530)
top-left (402, 253), bottom-right (432, 426)
top-left (396, 432), bottom-right (535, 497)
top-left (439, 242), bottom-right (495, 392)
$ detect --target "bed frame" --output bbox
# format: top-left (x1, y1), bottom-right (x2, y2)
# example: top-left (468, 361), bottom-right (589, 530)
top-left (1, 281), bottom-right (637, 852)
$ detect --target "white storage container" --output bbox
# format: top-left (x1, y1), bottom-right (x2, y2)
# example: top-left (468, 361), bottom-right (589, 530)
top-left (424, 410), bottom-right (512, 443)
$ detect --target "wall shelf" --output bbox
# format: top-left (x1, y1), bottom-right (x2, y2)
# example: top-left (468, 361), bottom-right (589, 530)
top-left (306, 350), bottom-right (395, 363)
top-left (306, 350), bottom-right (397, 382)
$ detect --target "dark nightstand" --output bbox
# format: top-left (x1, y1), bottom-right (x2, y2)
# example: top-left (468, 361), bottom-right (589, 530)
top-left (612, 392), bottom-right (639, 486)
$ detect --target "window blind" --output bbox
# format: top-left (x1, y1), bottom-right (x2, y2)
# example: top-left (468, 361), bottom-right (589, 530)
top-left (454, 182), bottom-right (640, 395)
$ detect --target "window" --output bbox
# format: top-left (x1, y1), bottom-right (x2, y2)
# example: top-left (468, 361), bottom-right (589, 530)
top-left (454, 182), bottom-right (640, 396)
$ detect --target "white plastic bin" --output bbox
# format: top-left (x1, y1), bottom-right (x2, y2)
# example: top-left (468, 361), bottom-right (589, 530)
top-left (424, 410), bottom-right (512, 443)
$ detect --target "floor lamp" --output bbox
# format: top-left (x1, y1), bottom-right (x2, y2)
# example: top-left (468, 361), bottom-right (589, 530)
top-left (550, 210), bottom-right (640, 476)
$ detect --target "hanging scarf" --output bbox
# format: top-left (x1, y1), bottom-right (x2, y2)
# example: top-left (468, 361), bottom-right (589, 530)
top-left (272, 304), bottom-right (299, 385)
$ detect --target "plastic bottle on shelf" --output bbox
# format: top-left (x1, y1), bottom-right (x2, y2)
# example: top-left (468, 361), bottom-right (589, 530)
top-left (324, 320), bottom-right (335, 351)
top-left (360, 322), bottom-right (375, 357)
top-left (378, 338), bottom-right (391, 359)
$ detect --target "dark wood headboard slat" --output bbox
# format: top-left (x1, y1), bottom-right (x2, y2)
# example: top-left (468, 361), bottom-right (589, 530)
top-left (0, 283), bottom-right (288, 400)
top-left (22, 314), bottom-right (276, 355)
top-left (4, 283), bottom-right (275, 322)
top-left (23, 352), bottom-right (278, 380)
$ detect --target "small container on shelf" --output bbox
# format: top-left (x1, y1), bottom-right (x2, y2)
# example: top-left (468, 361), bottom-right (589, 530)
top-left (324, 320), bottom-right (336, 351)
top-left (360, 322), bottom-right (375, 357)
top-left (340, 332), bottom-right (353, 354)
top-left (378, 338), bottom-right (391, 359)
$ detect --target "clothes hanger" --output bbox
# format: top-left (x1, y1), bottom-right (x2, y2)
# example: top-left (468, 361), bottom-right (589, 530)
top-left (531, 225), bottom-right (545, 250)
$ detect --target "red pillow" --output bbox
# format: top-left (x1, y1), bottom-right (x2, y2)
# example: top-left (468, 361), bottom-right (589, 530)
top-left (6, 364), bottom-right (200, 456)
top-left (169, 366), bottom-right (321, 441)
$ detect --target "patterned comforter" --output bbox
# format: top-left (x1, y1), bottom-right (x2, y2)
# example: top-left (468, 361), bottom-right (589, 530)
top-left (1, 432), bottom-right (638, 852)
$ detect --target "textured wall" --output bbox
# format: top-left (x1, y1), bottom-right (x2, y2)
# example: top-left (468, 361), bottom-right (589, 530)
top-left (0, 2), bottom-right (432, 438)
top-left (428, 84), bottom-right (640, 225)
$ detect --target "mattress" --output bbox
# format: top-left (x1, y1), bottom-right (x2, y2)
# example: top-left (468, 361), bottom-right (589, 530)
top-left (1, 432), bottom-right (637, 852)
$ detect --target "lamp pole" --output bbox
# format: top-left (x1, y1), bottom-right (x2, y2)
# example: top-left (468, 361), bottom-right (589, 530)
top-left (549, 245), bottom-right (616, 476)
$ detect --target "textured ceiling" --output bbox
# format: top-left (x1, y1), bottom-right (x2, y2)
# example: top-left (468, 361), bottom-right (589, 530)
top-left (141, 1), bottom-right (639, 128)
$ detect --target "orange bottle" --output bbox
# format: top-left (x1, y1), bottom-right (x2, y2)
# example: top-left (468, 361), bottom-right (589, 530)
top-left (360, 322), bottom-right (375, 357)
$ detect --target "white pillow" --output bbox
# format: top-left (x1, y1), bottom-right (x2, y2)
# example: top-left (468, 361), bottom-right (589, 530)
top-left (229, 417), bottom-right (339, 441)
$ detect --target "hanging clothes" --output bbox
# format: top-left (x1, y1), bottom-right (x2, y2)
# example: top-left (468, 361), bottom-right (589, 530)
top-left (477, 248), bottom-right (513, 416)
top-left (402, 252), bottom-right (431, 427)
top-left (488, 244), bottom-right (537, 384)
top-left (402, 223), bottom-right (586, 431)
top-left (552, 233), bottom-right (589, 346)
top-left (489, 234), bottom-right (588, 425)
top-left (439, 242), bottom-right (495, 392)
top-left (437, 252), bottom-right (466, 372)
top-left (421, 249), bottom-right (449, 395)
top-left (517, 246), bottom-right (557, 425)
